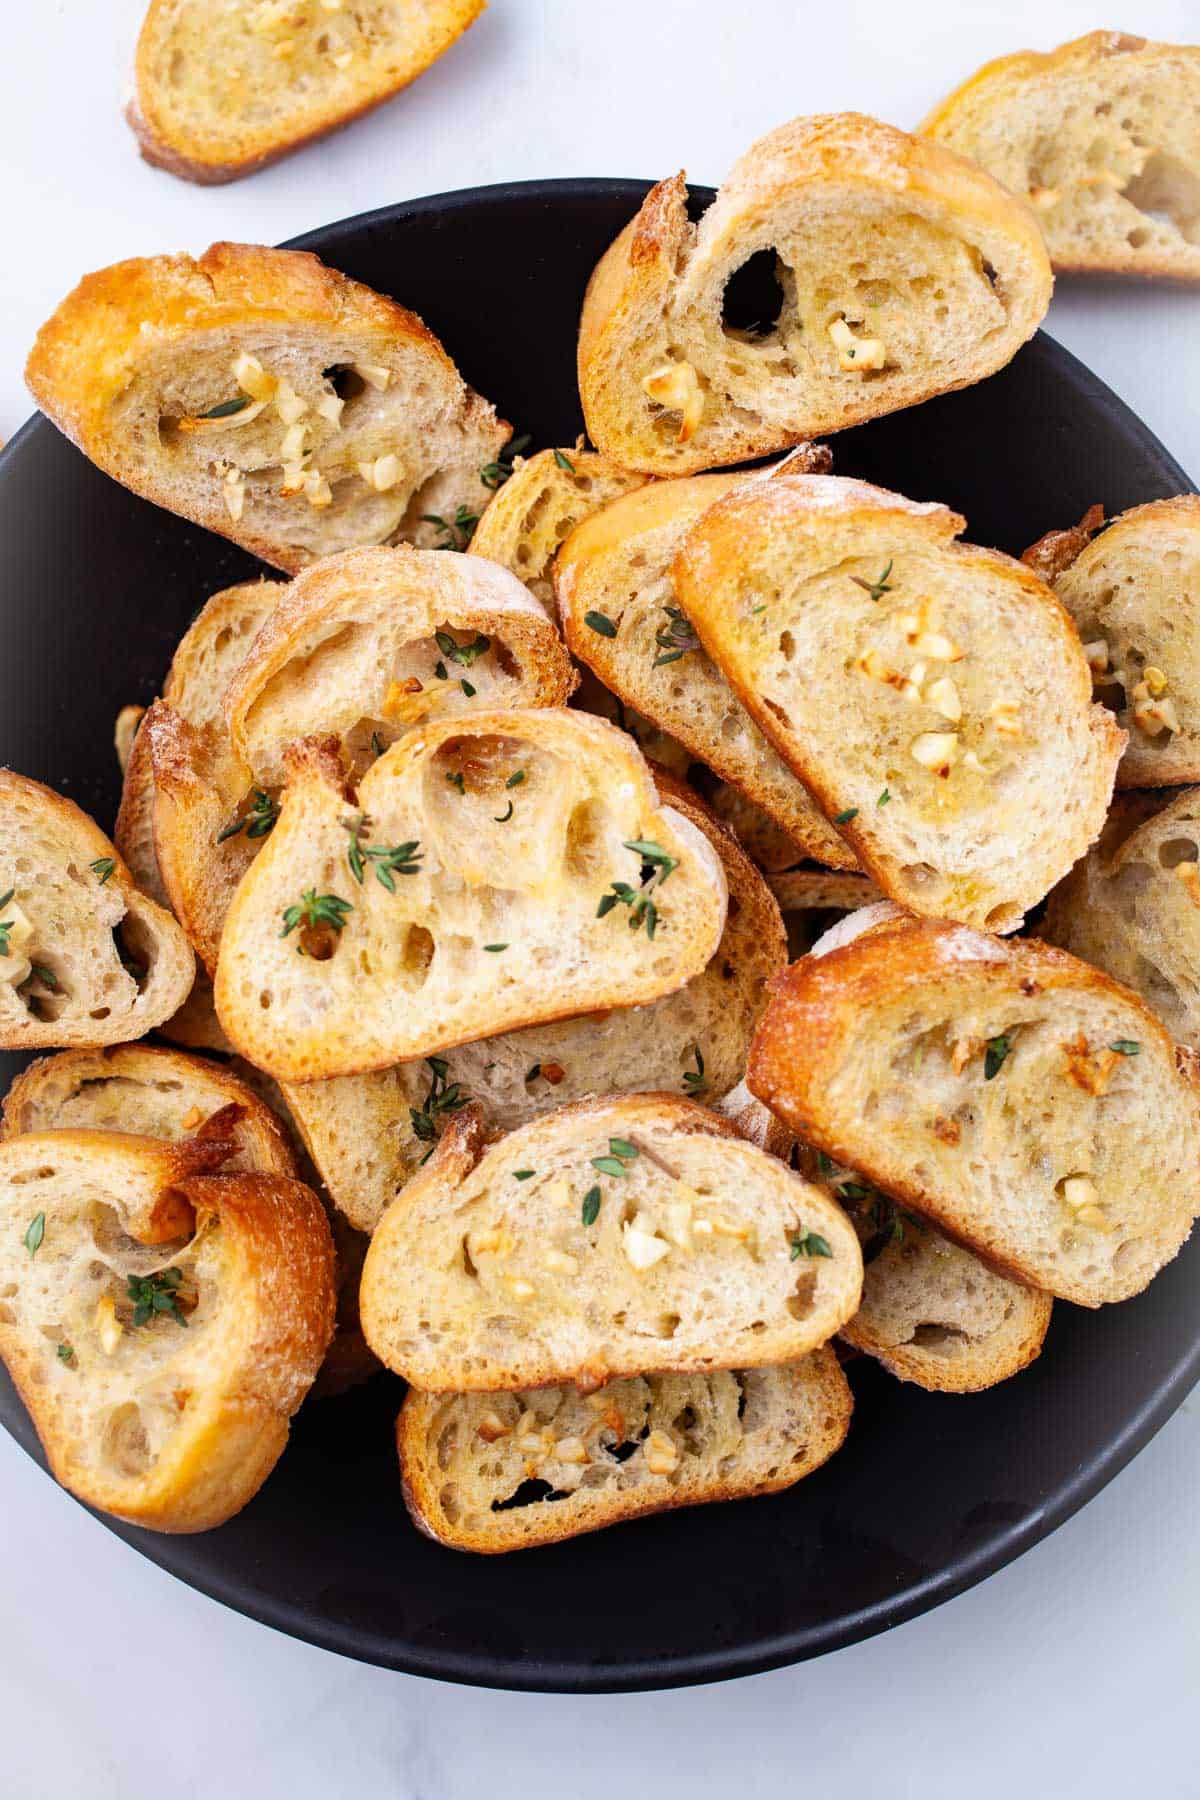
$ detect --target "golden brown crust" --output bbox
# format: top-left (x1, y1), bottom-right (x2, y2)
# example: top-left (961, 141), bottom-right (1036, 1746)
top-left (1020, 502), bottom-right (1106, 584)
top-left (130, 1), bottom-right (486, 185)
top-left (840, 1280), bottom-right (1052, 1393)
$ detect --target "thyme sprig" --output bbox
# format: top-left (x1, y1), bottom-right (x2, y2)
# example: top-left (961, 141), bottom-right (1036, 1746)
top-left (652, 605), bottom-right (701, 668)
top-left (480, 432), bottom-right (532, 491)
top-left (409, 1056), bottom-right (469, 1163)
top-left (217, 789), bottom-right (279, 843)
top-left (422, 505), bottom-right (479, 551)
top-left (596, 840), bottom-right (678, 940)
top-left (343, 815), bottom-right (422, 890)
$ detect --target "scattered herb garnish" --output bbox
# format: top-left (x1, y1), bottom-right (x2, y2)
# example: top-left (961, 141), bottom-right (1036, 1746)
top-left (0, 890), bottom-right (16, 957)
top-left (833, 808), bottom-right (858, 825)
top-left (683, 1045), bottom-right (706, 1094)
top-left (127, 1268), bottom-right (188, 1328)
top-left (480, 432), bottom-right (532, 490)
top-left (652, 604), bottom-right (701, 668)
top-left (200, 395), bottom-right (252, 420)
top-left (591, 1156), bottom-right (627, 1178)
top-left (409, 1056), bottom-right (468, 1161)
top-left (435, 630), bottom-right (491, 667)
top-left (878, 789), bottom-right (891, 806)
top-left (280, 889), bottom-right (353, 944)
top-left (56, 1343), bottom-right (74, 1364)
top-left (433, 661), bottom-right (448, 681)
top-left (851, 560), bottom-right (894, 603)
top-left (750, 603), bottom-right (767, 615)
top-left (217, 789), bottom-right (279, 843)
top-left (592, 1138), bottom-right (638, 1177)
top-left (493, 801), bottom-right (514, 823)
top-left (584, 610), bottom-right (617, 639)
top-left (816, 1151), bottom-right (834, 1178)
top-left (514, 1169), bottom-right (536, 1181)
top-left (371, 731), bottom-right (385, 759)
top-left (24, 1212), bottom-right (45, 1258)
top-left (553, 449), bottom-right (576, 473)
top-left (790, 1230), bottom-right (832, 1259)
top-left (461, 678), bottom-right (476, 698)
top-left (484, 943), bottom-right (509, 953)
top-left (581, 1186), bottom-right (601, 1227)
top-left (445, 771), bottom-right (466, 794)
top-left (90, 858), bottom-right (116, 885)
top-left (984, 1033), bottom-right (1011, 1080)
top-left (343, 815), bottom-right (422, 890)
top-left (525, 1063), bottom-right (542, 1082)
top-left (28, 963), bottom-right (59, 992)
top-left (422, 505), bottom-right (479, 551)
top-left (1110, 1040), bottom-right (1141, 1056)
top-left (506, 770), bottom-right (526, 789)
top-left (596, 840), bottom-right (678, 940)
top-left (609, 1138), bottom-right (638, 1161)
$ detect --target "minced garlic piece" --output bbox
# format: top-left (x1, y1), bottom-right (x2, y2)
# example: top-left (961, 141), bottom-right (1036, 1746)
top-left (622, 1222), bottom-right (670, 1271)
top-left (828, 316), bottom-right (886, 372)
top-left (354, 363), bottom-right (392, 391)
top-left (233, 353), bottom-right (277, 402)
top-left (910, 730), bottom-right (960, 774)
top-left (641, 361), bottom-right (704, 443)
top-left (356, 453), bottom-right (403, 493)
top-left (95, 1294), bottom-right (122, 1356)
top-left (925, 676), bottom-right (962, 722)
top-left (222, 464), bottom-right (246, 522)
top-left (988, 699), bottom-right (1023, 741)
top-left (643, 1429), bottom-right (680, 1475)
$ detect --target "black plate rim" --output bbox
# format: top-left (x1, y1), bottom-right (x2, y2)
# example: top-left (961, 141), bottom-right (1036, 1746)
top-left (1, 178), bottom-right (1196, 1695)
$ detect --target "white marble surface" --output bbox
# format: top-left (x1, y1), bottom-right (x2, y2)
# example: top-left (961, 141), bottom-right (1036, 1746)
top-left (1, 2), bottom-right (1199, 1793)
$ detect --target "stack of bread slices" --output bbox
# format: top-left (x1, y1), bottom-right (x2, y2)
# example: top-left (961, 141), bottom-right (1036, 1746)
top-left (5, 94), bottom-right (1199, 1553)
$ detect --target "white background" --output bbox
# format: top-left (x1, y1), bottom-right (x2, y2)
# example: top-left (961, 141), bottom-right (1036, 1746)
top-left (2, 3), bottom-right (1199, 1795)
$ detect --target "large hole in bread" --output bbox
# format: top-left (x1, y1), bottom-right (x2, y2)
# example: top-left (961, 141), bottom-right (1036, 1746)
top-left (491, 1477), bottom-right (571, 1513)
top-left (908, 1322), bottom-right (969, 1354)
top-left (401, 925), bottom-right (435, 985)
top-left (1122, 154), bottom-right (1200, 245)
top-left (1158, 836), bottom-right (1199, 869)
top-left (100, 1402), bottom-right (153, 1479)
top-left (721, 248), bottom-right (787, 340)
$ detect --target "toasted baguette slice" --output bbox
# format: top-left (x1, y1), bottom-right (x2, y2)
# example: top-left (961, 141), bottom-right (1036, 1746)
top-left (749, 915), bottom-right (1200, 1305)
top-left (157, 970), bottom-right (236, 1054)
top-left (26, 242), bottom-right (507, 574)
top-left (1043, 786), bottom-right (1200, 1049)
top-left (707, 783), bottom-right (809, 872)
top-left (1023, 497), bottom-right (1200, 788)
top-left (130, 1), bottom-right (485, 185)
top-left (215, 712), bottom-right (727, 1080)
top-left (0, 1131), bottom-right (335, 1530)
top-left (674, 473), bottom-right (1124, 930)
top-left (361, 1095), bottom-right (862, 1391)
top-left (800, 1150), bottom-right (1051, 1391)
top-left (922, 33), bottom-right (1200, 279)
top-left (470, 446), bottom-right (647, 608)
top-left (224, 545), bottom-right (576, 789)
top-left (1, 1044), bottom-right (293, 1173)
top-left (556, 473), bottom-right (858, 871)
top-left (578, 112), bottom-right (1051, 475)
top-left (0, 770), bottom-right (194, 1049)
top-left (278, 770), bottom-right (785, 1229)
top-left (770, 869), bottom-right (884, 914)
top-left (397, 1351), bottom-right (851, 1552)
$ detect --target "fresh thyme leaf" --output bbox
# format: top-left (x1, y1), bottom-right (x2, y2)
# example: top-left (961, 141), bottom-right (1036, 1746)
top-left (422, 505), bottom-right (479, 551)
top-left (1110, 1039), bottom-right (1141, 1056)
top-left (409, 1057), bottom-right (469, 1154)
top-left (28, 963), bottom-right (59, 992)
top-left (513, 1170), bottom-right (536, 1181)
top-left (790, 1230), bottom-right (832, 1259)
top-left (833, 808), bottom-right (858, 825)
top-left (480, 432), bottom-right (532, 491)
top-left (553, 449), bottom-right (575, 472)
top-left (127, 1267), bottom-right (188, 1328)
top-left (446, 771), bottom-right (466, 794)
top-left (750, 603), bottom-right (767, 615)
top-left (460, 678), bottom-right (476, 698)
top-left (526, 1064), bottom-right (542, 1082)
top-left (591, 1156), bottom-right (628, 1178)
top-left (597, 841), bottom-right (676, 940)
top-left (624, 840), bottom-right (677, 877)
top-left (493, 801), bottom-right (514, 822)
top-left (90, 858), bottom-right (116, 885)
top-left (483, 943), bottom-right (508, 952)
top-left (200, 395), bottom-right (252, 420)
top-left (584, 610), bottom-right (617, 639)
top-left (581, 1186), bottom-right (601, 1226)
top-left (371, 731), bottom-right (385, 759)
top-left (506, 770), bottom-right (526, 789)
top-left (609, 1138), bottom-right (638, 1162)
top-left (984, 1033), bottom-right (1011, 1080)
top-left (682, 1045), bottom-right (706, 1093)
top-left (435, 630), bottom-right (491, 667)
top-left (342, 816), bottom-right (422, 890)
top-left (280, 889), bottom-right (353, 942)
top-left (56, 1343), bottom-right (74, 1364)
top-left (24, 1212), bottom-right (45, 1257)
top-left (850, 560), bottom-right (895, 603)
top-left (652, 604), bottom-right (700, 668)
top-left (217, 789), bottom-right (279, 843)
top-left (816, 1151), bottom-right (834, 1178)
top-left (877, 789), bottom-right (891, 806)
top-left (836, 1181), bottom-right (873, 1202)
top-left (433, 661), bottom-right (448, 681)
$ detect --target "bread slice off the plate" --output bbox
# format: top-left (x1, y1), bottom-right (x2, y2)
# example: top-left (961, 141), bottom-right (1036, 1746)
top-left (921, 32), bottom-right (1200, 279)
top-left (748, 913), bottom-right (1200, 1306)
top-left (673, 473), bottom-right (1124, 931)
top-left (0, 769), bottom-right (194, 1049)
top-left (1043, 785), bottom-right (1200, 1049)
top-left (214, 711), bottom-right (728, 1080)
top-left (396, 1350), bottom-right (852, 1552)
top-left (129, 0), bottom-right (485, 185)
top-left (1024, 496), bottom-right (1200, 788)
top-left (25, 241), bottom-right (507, 574)
top-left (360, 1094), bottom-right (862, 1390)
top-left (470, 445), bottom-right (647, 608)
top-left (555, 470), bottom-right (858, 871)
top-left (1, 1043), bottom-right (293, 1175)
top-left (278, 768), bottom-right (786, 1229)
top-left (0, 1130), bottom-right (335, 1530)
top-left (578, 112), bottom-right (1051, 476)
